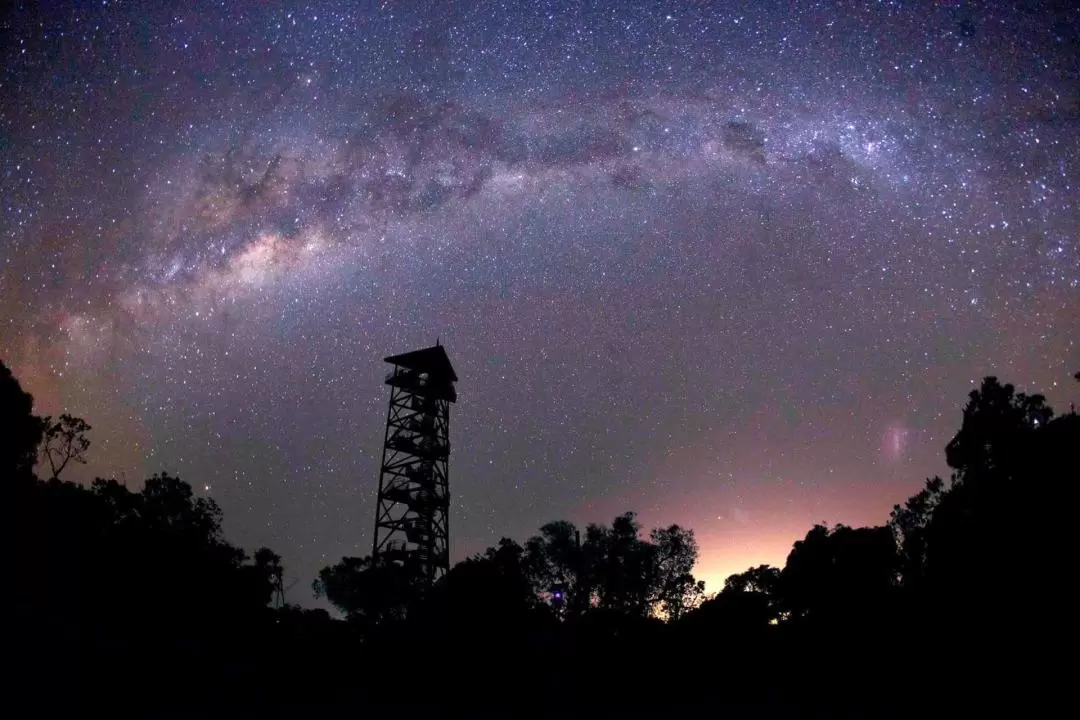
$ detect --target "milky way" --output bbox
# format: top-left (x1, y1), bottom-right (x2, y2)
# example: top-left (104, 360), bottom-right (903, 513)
top-left (3, 0), bottom-right (1078, 595)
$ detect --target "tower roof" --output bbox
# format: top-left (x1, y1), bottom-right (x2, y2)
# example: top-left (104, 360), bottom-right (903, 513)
top-left (384, 344), bottom-right (458, 382)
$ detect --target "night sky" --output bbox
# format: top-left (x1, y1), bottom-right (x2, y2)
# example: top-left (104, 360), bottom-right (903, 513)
top-left (2, 0), bottom-right (1078, 597)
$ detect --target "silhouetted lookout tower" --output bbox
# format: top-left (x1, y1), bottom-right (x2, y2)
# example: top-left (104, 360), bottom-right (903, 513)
top-left (372, 343), bottom-right (457, 586)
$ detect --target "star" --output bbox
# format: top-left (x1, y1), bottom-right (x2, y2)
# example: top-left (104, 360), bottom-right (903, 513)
top-left (1, 0), bottom-right (1077, 600)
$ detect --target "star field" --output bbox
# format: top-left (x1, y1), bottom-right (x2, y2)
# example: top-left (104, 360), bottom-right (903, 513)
top-left (2, 0), bottom-right (1078, 594)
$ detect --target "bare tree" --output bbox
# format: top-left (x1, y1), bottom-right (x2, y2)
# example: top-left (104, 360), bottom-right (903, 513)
top-left (40, 414), bottom-right (91, 480)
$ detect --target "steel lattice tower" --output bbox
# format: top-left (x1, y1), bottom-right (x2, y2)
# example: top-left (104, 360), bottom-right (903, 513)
top-left (372, 344), bottom-right (457, 586)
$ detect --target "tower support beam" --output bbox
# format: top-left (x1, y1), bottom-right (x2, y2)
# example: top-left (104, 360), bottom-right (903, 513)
top-left (372, 344), bottom-right (457, 586)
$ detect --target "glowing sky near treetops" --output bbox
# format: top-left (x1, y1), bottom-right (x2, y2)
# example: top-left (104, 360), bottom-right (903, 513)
top-left (2, 1), bottom-right (1078, 599)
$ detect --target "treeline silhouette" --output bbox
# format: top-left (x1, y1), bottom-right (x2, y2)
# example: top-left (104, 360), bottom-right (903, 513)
top-left (3, 359), bottom-right (1076, 714)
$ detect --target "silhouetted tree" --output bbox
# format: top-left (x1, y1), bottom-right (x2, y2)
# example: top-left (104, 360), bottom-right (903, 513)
top-left (780, 524), bottom-right (898, 625)
top-left (437, 538), bottom-right (543, 623)
top-left (918, 377), bottom-right (1069, 618)
top-left (724, 564), bottom-right (781, 596)
top-left (8, 354), bottom-right (1075, 713)
top-left (648, 524), bottom-right (705, 619)
top-left (0, 359), bottom-right (45, 478)
top-left (889, 377), bottom-right (1072, 606)
top-left (687, 585), bottom-right (778, 634)
top-left (39, 413), bottom-right (91, 480)
top-left (520, 513), bottom-right (706, 619)
top-left (944, 376), bottom-right (1052, 474)
top-left (478, 537), bottom-right (542, 610)
top-left (589, 512), bottom-right (655, 615)
top-left (313, 554), bottom-right (423, 625)
top-left (881, 375), bottom-right (1080, 707)
top-left (11, 462), bottom-right (283, 706)
top-left (138, 471), bottom-right (226, 542)
top-left (889, 475), bottom-right (945, 589)
top-left (522, 519), bottom-right (587, 613)
top-left (78, 473), bottom-right (280, 617)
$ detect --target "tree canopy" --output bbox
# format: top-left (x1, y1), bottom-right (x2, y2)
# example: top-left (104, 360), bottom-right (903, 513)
top-left (314, 512), bottom-right (705, 624)
top-left (4, 358), bottom-right (1076, 713)
top-left (40, 413), bottom-right (92, 480)
top-left (1, 360), bottom-right (44, 478)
